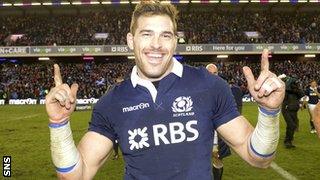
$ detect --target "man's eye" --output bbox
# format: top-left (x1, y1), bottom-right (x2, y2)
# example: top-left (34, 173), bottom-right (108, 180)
top-left (142, 33), bottom-right (151, 37)
top-left (163, 34), bottom-right (172, 38)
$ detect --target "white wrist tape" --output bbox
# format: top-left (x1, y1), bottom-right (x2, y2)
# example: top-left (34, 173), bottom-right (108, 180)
top-left (213, 130), bottom-right (218, 151)
top-left (49, 121), bottom-right (80, 173)
top-left (250, 107), bottom-right (280, 157)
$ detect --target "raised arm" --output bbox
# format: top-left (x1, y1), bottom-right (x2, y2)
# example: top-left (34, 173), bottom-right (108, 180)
top-left (217, 49), bottom-right (285, 168)
top-left (46, 64), bottom-right (113, 179)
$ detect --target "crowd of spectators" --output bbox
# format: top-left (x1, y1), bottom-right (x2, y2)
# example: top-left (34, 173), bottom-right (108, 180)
top-left (191, 60), bottom-right (320, 93)
top-left (0, 61), bottom-right (133, 100)
top-left (0, 60), bottom-right (319, 101)
top-left (0, 11), bottom-right (130, 46)
top-left (1, 10), bottom-right (320, 46)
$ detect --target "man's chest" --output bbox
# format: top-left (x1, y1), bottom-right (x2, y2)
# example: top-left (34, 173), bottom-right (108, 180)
top-left (109, 89), bottom-right (215, 154)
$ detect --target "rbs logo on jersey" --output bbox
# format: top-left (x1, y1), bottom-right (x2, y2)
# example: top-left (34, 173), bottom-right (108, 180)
top-left (128, 120), bottom-right (199, 150)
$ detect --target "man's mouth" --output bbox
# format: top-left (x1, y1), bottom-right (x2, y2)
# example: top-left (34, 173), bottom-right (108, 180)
top-left (145, 52), bottom-right (165, 64)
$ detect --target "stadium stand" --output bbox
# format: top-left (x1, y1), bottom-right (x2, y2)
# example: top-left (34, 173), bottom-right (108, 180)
top-left (0, 3), bottom-right (320, 101)
top-left (0, 11), bottom-right (319, 46)
top-left (1, 60), bottom-right (319, 100)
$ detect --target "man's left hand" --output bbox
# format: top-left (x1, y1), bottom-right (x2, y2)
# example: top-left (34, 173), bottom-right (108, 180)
top-left (243, 49), bottom-right (285, 110)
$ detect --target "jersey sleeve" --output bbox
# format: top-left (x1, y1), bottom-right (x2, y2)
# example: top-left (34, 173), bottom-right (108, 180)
top-left (204, 70), bottom-right (240, 129)
top-left (88, 96), bottom-right (116, 142)
top-left (304, 88), bottom-right (309, 96)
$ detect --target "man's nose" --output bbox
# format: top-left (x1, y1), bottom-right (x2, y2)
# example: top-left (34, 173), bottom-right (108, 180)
top-left (150, 36), bottom-right (162, 49)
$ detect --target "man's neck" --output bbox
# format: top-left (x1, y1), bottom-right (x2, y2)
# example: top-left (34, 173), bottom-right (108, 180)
top-left (137, 61), bottom-right (174, 82)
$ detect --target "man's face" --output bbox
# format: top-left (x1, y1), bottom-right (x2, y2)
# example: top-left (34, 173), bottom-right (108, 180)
top-left (207, 65), bottom-right (218, 75)
top-left (311, 81), bottom-right (317, 88)
top-left (127, 15), bottom-right (177, 81)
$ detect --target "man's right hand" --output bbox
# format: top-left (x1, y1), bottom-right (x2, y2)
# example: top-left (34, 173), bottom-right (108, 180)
top-left (45, 64), bottom-right (78, 123)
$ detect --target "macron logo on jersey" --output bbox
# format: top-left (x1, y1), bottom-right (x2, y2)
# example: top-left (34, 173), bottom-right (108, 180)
top-left (123, 103), bottom-right (150, 113)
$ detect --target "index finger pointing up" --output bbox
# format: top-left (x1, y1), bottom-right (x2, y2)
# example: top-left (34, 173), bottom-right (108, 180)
top-left (261, 49), bottom-right (269, 72)
top-left (54, 64), bottom-right (63, 87)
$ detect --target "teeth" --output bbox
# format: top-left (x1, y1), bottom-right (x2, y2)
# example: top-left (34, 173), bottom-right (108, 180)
top-left (147, 53), bottom-right (162, 58)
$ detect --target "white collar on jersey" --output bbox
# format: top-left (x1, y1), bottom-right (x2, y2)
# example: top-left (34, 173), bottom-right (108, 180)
top-left (130, 57), bottom-right (183, 102)
top-left (131, 57), bottom-right (183, 88)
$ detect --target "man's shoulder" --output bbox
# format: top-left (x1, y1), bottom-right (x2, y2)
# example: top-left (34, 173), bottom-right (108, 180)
top-left (182, 64), bottom-right (205, 74)
top-left (182, 64), bottom-right (210, 81)
top-left (181, 64), bottom-right (228, 90)
top-left (96, 79), bottom-right (132, 106)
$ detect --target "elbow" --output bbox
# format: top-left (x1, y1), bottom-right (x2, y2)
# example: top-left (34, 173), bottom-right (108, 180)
top-left (247, 150), bottom-right (275, 169)
top-left (57, 173), bottom-right (71, 180)
top-left (247, 158), bottom-right (273, 169)
top-left (254, 160), bottom-right (272, 169)
top-left (56, 165), bottom-right (83, 180)
top-left (57, 173), bottom-right (83, 180)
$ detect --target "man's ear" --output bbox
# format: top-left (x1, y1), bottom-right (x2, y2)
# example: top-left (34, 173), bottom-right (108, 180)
top-left (127, 33), bottom-right (134, 50)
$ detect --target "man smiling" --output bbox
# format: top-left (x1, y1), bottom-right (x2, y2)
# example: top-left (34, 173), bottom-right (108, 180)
top-left (127, 13), bottom-right (177, 82)
top-left (46, 1), bottom-right (285, 179)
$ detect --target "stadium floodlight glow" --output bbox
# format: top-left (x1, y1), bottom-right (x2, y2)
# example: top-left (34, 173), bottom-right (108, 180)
top-left (239, 0), bottom-right (249, 3)
top-left (310, 0), bottom-right (319, 2)
top-left (72, 1), bottom-right (82, 5)
top-left (217, 55), bottom-right (229, 59)
top-left (60, 2), bottom-right (71, 5)
top-left (131, 1), bottom-right (140, 4)
top-left (42, 2), bottom-right (52, 5)
top-left (90, 1), bottom-right (100, 5)
top-left (119, 1), bottom-right (130, 4)
top-left (179, 0), bottom-right (190, 3)
top-left (31, 3), bottom-right (41, 6)
top-left (304, 54), bottom-right (316, 58)
top-left (160, 0), bottom-right (170, 3)
top-left (280, 0), bottom-right (290, 2)
top-left (2, 3), bottom-right (12, 6)
top-left (191, 0), bottom-right (201, 3)
top-left (220, 0), bottom-right (230, 3)
top-left (38, 57), bottom-right (50, 61)
top-left (127, 56), bottom-right (135, 60)
top-left (101, 1), bottom-right (112, 4)
top-left (209, 0), bottom-right (219, 3)
top-left (268, 0), bottom-right (278, 2)
top-left (13, 3), bottom-right (24, 6)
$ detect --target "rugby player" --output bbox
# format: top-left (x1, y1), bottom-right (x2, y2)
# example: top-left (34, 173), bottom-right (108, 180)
top-left (304, 80), bottom-right (320, 134)
top-left (45, 1), bottom-right (285, 179)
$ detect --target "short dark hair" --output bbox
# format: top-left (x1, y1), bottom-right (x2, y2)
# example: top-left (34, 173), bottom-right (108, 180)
top-left (130, 0), bottom-right (179, 35)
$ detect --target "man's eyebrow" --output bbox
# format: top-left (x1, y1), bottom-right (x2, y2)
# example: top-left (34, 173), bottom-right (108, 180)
top-left (138, 30), bottom-right (174, 35)
top-left (138, 30), bottom-right (153, 34)
top-left (162, 31), bottom-right (174, 35)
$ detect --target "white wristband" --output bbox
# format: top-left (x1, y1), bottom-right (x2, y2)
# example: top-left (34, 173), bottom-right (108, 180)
top-left (250, 107), bottom-right (280, 157)
top-left (49, 121), bottom-right (79, 173)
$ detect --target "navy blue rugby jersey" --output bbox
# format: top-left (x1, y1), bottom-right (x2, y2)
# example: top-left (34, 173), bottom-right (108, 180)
top-left (305, 86), bottom-right (320, 105)
top-left (89, 60), bottom-right (240, 180)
